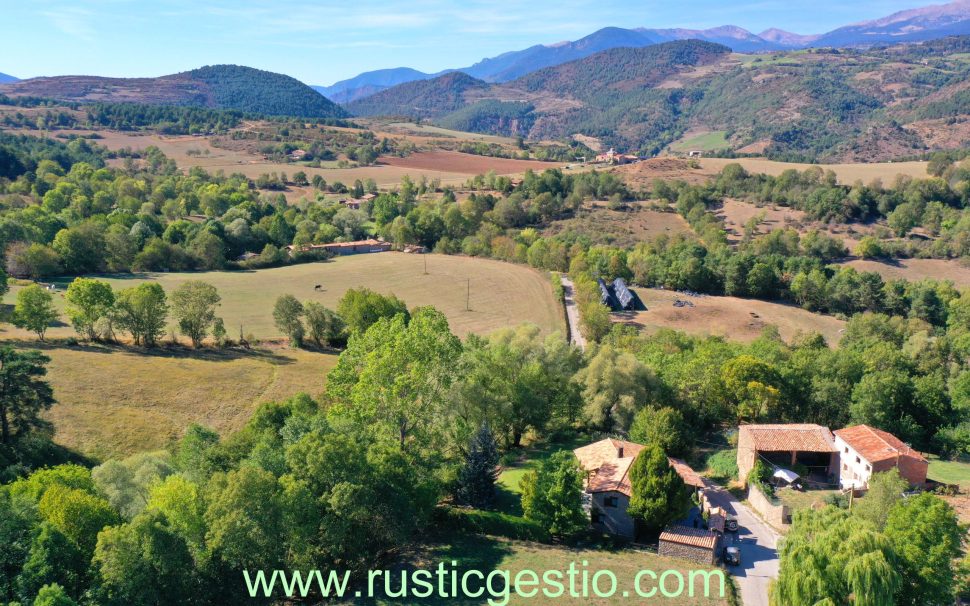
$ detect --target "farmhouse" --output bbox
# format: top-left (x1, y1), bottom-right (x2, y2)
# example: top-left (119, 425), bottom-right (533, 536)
top-left (287, 239), bottom-right (392, 256)
top-left (573, 438), bottom-right (705, 539)
top-left (737, 424), bottom-right (838, 487)
top-left (833, 424), bottom-right (928, 489)
top-left (658, 526), bottom-right (720, 565)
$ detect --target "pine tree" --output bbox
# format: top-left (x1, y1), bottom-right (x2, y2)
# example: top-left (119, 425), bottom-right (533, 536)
top-left (627, 444), bottom-right (691, 537)
top-left (456, 423), bottom-right (499, 508)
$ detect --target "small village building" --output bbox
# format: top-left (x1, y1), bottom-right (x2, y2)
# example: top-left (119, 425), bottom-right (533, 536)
top-left (737, 424), bottom-right (838, 486)
top-left (289, 149), bottom-right (307, 161)
top-left (612, 277), bottom-right (634, 310)
top-left (833, 425), bottom-right (928, 489)
top-left (597, 278), bottom-right (615, 309)
top-left (236, 251), bottom-right (259, 262)
top-left (658, 526), bottom-right (720, 565)
top-left (574, 439), bottom-right (705, 540)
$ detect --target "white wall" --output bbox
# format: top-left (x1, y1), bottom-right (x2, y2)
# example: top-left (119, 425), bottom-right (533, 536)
top-left (590, 491), bottom-right (634, 539)
top-left (834, 436), bottom-right (872, 489)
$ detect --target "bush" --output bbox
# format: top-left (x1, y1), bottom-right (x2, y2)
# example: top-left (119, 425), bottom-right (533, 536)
top-left (705, 449), bottom-right (738, 481)
top-left (433, 506), bottom-right (551, 542)
top-left (748, 460), bottom-right (774, 498)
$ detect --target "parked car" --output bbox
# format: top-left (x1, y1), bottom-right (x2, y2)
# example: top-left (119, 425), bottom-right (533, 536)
top-left (725, 516), bottom-right (739, 532)
top-left (724, 546), bottom-right (741, 566)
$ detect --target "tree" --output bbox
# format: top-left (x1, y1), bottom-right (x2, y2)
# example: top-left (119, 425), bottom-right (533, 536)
top-left (721, 355), bottom-right (783, 423)
top-left (629, 406), bottom-right (692, 458)
top-left (12, 285), bottom-right (59, 341)
top-left (64, 278), bottom-right (114, 340)
top-left (302, 302), bottom-right (344, 347)
top-left (520, 451), bottom-right (586, 537)
top-left (0, 347), bottom-right (54, 445)
top-left (853, 469), bottom-right (908, 529)
top-left (626, 444), bottom-right (691, 537)
top-left (772, 507), bottom-right (900, 606)
top-left (114, 283), bottom-right (168, 347)
top-left (32, 583), bottom-right (78, 606)
top-left (37, 484), bottom-right (119, 555)
top-left (16, 524), bottom-right (85, 602)
top-left (456, 423), bottom-right (499, 508)
top-left (272, 294), bottom-right (304, 346)
top-left (336, 287), bottom-right (409, 334)
top-left (884, 493), bottom-right (964, 606)
top-left (92, 452), bottom-right (173, 520)
top-left (575, 345), bottom-right (656, 432)
top-left (203, 466), bottom-right (285, 571)
top-left (170, 281), bottom-right (221, 347)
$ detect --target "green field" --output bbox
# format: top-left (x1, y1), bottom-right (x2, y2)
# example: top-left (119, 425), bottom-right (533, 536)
top-left (670, 131), bottom-right (730, 153)
top-left (352, 533), bottom-right (733, 605)
top-left (927, 456), bottom-right (970, 489)
top-left (496, 436), bottom-right (590, 516)
top-left (4, 253), bottom-right (564, 341)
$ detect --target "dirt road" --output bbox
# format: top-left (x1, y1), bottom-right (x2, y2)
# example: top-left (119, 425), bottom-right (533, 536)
top-left (560, 276), bottom-right (587, 351)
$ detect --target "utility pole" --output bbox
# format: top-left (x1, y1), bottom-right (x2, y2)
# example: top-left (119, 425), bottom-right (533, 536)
top-left (423, 254), bottom-right (428, 275)
top-left (466, 278), bottom-right (470, 311)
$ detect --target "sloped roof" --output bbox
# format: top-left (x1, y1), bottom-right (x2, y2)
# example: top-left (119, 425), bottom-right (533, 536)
top-left (740, 424), bottom-right (837, 453)
top-left (574, 439), bottom-right (705, 496)
top-left (574, 438), bottom-right (644, 497)
top-left (660, 526), bottom-right (718, 550)
top-left (834, 425), bottom-right (927, 465)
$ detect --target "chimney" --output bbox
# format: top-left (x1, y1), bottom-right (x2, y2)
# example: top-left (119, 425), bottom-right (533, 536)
top-left (617, 445), bottom-right (624, 458)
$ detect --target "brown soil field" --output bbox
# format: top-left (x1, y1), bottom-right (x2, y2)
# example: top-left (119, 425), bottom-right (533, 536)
top-left (618, 287), bottom-right (846, 345)
top-left (841, 258), bottom-right (970, 287)
top-left (543, 204), bottom-right (692, 247)
top-left (612, 158), bottom-right (713, 188)
top-left (699, 157), bottom-right (929, 184)
top-left (379, 150), bottom-right (561, 175)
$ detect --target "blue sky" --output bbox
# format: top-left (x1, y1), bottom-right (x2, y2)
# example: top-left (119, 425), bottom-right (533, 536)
top-left (1, 0), bottom-right (930, 85)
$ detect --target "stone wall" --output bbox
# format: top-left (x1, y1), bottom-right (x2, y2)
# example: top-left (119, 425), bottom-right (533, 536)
top-left (747, 484), bottom-right (790, 528)
top-left (658, 540), bottom-right (717, 565)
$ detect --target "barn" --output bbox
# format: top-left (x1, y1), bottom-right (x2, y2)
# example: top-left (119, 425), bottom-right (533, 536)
top-left (612, 278), bottom-right (634, 310)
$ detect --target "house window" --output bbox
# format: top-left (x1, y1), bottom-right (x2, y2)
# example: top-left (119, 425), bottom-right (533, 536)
top-left (865, 464), bottom-right (871, 472)
top-left (844, 447), bottom-right (849, 453)
top-left (604, 496), bottom-right (619, 508)
top-left (842, 463), bottom-right (847, 471)
top-left (855, 456), bottom-right (861, 464)
top-left (591, 510), bottom-right (602, 524)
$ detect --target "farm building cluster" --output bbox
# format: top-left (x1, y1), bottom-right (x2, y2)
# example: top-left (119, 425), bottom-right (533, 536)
top-left (593, 148), bottom-right (641, 165)
top-left (284, 238), bottom-right (393, 256)
top-left (598, 277), bottom-right (636, 311)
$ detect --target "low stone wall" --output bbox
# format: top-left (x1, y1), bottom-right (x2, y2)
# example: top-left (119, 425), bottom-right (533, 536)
top-left (747, 484), bottom-right (790, 529)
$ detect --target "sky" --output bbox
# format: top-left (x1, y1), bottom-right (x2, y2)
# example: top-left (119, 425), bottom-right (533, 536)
top-left (0, 0), bottom-right (935, 85)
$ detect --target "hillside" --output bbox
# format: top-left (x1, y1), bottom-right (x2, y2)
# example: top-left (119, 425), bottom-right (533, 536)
top-left (327, 0), bottom-right (970, 101)
top-left (0, 64), bottom-right (347, 119)
top-left (349, 36), bottom-right (970, 161)
top-left (0, 72), bottom-right (17, 84)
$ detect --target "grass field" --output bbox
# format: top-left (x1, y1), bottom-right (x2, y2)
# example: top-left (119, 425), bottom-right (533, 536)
top-left (352, 533), bottom-right (733, 605)
top-left (669, 131), bottom-right (730, 153)
top-left (927, 455), bottom-right (970, 489)
top-left (495, 436), bottom-right (590, 516)
top-left (7, 340), bottom-right (337, 460)
top-left (543, 204), bottom-right (693, 248)
top-left (717, 198), bottom-right (876, 249)
top-left (619, 288), bottom-right (846, 345)
top-left (841, 258), bottom-right (970, 288)
top-left (3, 253), bottom-right (563, 341)
top-left (698, 157), bottom-right (928, 184)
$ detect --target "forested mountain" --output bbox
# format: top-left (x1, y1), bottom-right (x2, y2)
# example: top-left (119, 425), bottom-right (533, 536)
top-left (324, 0), bottom-right (970, 102)
top-left (0, 64), bottom-right (347, 119)
top-left (0, 72), bottom-right (17, 84)
top-left (347, 36), bottom-right (970, 161)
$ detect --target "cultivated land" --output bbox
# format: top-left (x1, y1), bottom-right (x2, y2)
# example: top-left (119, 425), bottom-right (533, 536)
top-left (841, 258), bottom-right (970, 288)
top-left (3, 253), bottom-right (564, 340)
top-left (7, 340), bottom-right (336, 460)
top-left (698, 158), bottom-right (929, 184)
top-left (543, 203), bottom-right (693, 248)
top-left (378, 150), bottom-right (559, 174)
top-left (618, 287), bottom-right (846, 345)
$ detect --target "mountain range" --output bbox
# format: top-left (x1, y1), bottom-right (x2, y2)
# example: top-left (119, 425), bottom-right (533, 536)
top-left (0, 65), bottom-right (346, 119)
top-left (0, 72), bottom-right (18, 84)
top-left (317, 0), bottom-right (970, 103)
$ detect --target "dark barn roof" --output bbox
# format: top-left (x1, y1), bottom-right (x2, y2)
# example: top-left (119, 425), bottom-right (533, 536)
top-left (598, 278), bottom-right (616, 308)
top-left (612, 277), bottom-right (634, 310)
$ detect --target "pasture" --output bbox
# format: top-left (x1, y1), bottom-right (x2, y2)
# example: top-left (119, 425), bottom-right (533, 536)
top-left (543, 204), bottom-right (693, 248)
top-left (7, 340), bottom-right (337, 460)
top-left (840, 258), bottom-right (970, 288)
top-left (716, 198), bottom-right (876, 249)
top-left (4, 253), bottom-right (564, 340)
top-left (698, 157), bottom-right (928, 184)
top-left (669, 131), bottom-right (730, 153)
top-left (618, 287), bottom-right (846, 345)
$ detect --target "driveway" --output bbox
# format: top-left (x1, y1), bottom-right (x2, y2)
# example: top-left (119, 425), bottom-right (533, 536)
top-left (703, 481), bottom-right (780, 606)
top-left (560, 276), bottom-right (587, 351)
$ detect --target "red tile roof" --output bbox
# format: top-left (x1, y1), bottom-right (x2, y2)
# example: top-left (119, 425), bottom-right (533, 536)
top-left (660, 526), bottom-right (718, 550)
top-left (741, 424), bottom-right (837, 453)
top-left (573, 439), bottom-right (706, 496)
top-left (834, 425), bottom-right (927, 464)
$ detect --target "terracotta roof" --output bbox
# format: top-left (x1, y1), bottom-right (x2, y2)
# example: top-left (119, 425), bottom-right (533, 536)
top-left (660, 526), bottom-right (718, 550)
top-left (740, 424), bottom-right (837, 453)
top-left (668, 457), bottom-right (705, 489)
top-left (574, 439), bottom-right (644, 497)
top-left (708, 513), bottom-right (726, 533)
top-left (834, 425), bottom-right (927, 465)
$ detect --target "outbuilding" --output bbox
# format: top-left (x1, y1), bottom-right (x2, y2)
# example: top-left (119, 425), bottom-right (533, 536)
top-left (658, 526), bottom-right (720, 565)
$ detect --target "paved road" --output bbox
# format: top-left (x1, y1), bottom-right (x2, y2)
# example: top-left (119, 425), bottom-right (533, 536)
top-left (560, 276), bottom-right (587, 351)
top-left (703, 481), bottom-right (780, 606)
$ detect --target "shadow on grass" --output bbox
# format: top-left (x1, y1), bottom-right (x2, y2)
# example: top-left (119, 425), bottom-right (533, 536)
top-left (5, 339), bottom-right (301, 365)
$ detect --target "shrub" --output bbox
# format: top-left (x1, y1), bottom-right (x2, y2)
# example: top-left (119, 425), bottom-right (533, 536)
top-left (433, 506), bottom-right (551, 542)
top-left (705, 449), bottom-right (738, 481)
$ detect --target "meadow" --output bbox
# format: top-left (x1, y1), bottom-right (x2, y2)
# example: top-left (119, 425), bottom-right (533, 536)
top-left (620, 287), bottom-right (846, 345)
top-left (698, 157), bottom-right (928, 184)
top-left (6, 340), bottom-right (337, 460)
top-left (841, 258), bottom-right (970, 288)
top-left (4, 253), bottom-right (564, 341)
